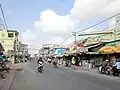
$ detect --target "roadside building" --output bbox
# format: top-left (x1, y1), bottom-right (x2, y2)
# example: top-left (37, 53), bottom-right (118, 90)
top-left (0, 29), bottom-right (19, 54)
top-left (0, 29), bottom-right (19, 64)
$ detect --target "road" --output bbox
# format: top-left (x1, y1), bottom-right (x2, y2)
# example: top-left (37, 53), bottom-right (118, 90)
top-left (10, 61), bottom-right (120, 90)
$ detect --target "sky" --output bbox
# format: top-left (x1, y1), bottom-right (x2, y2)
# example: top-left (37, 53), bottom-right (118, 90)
top-left (1, 0), bottom-right (120, 54)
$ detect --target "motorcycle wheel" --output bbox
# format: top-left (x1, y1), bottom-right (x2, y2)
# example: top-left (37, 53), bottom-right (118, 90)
top-left (38, 67), bottom-right (42, 73)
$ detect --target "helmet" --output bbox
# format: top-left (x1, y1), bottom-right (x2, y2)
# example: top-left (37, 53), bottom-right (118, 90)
top-left (106, 59), bottom-right (108, 62)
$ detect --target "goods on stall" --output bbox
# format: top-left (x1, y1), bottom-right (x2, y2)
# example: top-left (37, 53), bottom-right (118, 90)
top-left (115, 44), bottom-right (120, 53)
top-left (98, 46), bottom-right (118, 54)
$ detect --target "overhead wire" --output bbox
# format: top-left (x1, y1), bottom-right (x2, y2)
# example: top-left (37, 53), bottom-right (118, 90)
top-left (78, 23), bottom-right (120, 44)
top-left (0, 4), bottom-right (8, 30)
top-left (76, 12), bottom-right (120, 34)
top-left (61, 34), bottom-right (73, 44)
top-left (62, 12), bottom-right (120, 44)
top-left (0, 4), bottom-right (17, 50)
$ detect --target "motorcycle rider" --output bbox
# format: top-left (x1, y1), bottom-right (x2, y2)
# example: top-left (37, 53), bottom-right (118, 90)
top-left (53, 57), bottom-right (58, 68)
top-left (37, 57), bottom-right (44, 64)
top-left (113, 60), bottom-right (120, 76)
top-left (101, 59), bottom-right (109, 73)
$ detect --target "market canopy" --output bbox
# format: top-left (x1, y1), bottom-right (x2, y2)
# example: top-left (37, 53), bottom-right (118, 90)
top-left (115, 44), bottom-right (120, 53)
top-left (98, 46), bottom-right (118, 54)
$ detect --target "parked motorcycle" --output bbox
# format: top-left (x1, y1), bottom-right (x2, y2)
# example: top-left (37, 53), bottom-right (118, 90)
top-left (37, 61), bottom-right (43, 73)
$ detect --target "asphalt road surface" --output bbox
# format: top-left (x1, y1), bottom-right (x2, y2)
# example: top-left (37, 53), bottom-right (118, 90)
top-left (10, 61), bottom-right (120, 90)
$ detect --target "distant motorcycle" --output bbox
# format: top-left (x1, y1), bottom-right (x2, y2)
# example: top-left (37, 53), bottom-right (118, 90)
top-left (53, 61), bottom-right (58, 68)
top-left (37, 61), bottom-right (43, 73)
top-left (65, 60), bottom-right (71, 67)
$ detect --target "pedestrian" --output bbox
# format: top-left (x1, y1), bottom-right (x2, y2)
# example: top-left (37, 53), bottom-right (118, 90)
top-left (71, 57), bottom-right (76, 70)
top-left (77, 56), bottom-right (81, 66)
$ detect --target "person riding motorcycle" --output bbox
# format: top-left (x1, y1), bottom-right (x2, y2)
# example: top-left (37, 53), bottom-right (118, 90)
top-left (37, 57), bottom-right (44, 73)
top-left (101, 59), bottom-right (109, 73)
top-left (37, 57), bottom-right (44, 64)
top-left (113, 60), bottom-right (120, 76)
top-left (53, 57), bottom-right (58, 68)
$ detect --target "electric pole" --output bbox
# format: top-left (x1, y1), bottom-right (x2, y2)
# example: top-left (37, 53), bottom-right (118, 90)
top-left (72, 32), bottom-right (77, 50)
top-left (72, 32), bottom-right (77, 42)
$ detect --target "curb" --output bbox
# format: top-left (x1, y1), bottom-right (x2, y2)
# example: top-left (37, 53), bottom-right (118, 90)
top-left (1, 69), bottom-right (16, 90)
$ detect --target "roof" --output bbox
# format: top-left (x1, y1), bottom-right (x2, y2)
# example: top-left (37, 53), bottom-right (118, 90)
top-left (0, 29), bottom-right (19, 34)
top-left (85, 42), bottom-right (104, 47)
top-left (7, 30), bottom-right (19, 34)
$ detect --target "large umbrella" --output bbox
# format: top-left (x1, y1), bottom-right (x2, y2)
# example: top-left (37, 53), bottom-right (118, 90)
top-left (115, 44), bottom-right (120, 53)
top-left (98, 46), bottom-right (118, 54)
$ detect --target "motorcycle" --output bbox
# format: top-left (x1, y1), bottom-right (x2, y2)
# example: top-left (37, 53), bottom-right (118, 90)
top-left (37, 61), bottom-right (43, 73)
top-left (48, 59), bottom-right (51, 64)
top-left (112, 66), bottom-right (120, 79)
top-left (98, 65), bottom-right (106, 74)
top-left (98, 65), bottom-right (111, 75)
top-left (53, 61), bottom-right (58, 68)
top-left (105, 67), bottom-right (112, 75)
top-left (65, 60), bottom-right (70, 67)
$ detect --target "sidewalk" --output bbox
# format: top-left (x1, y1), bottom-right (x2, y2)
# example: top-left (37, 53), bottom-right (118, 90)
top-left (0, 62), bottom-right (27, 90)
top-left (0, 69), bottom-right (15, 90)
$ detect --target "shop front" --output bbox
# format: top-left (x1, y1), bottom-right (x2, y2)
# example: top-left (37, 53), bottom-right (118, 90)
top-left (98, 39), bottom-right (120, 65)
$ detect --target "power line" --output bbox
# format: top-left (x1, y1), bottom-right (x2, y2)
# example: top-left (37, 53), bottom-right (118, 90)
top-left (0, 4), bottom-right (18, 59)
top-left (76, 12), bottom-right (120, 34)
top-left (61, 34), bottom-right (73, 44)
top-left (0, 4), bottom-right (8, 30)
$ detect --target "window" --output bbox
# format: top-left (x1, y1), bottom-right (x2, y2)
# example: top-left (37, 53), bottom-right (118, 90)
top-left (1, 40), bottom-right (4, 43)
top-left (8, 33), bottom-right (14, 38)
top-left (1, 33), bottom-right (5, 37)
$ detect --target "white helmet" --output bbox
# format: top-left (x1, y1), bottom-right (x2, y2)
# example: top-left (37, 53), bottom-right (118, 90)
top-left (106, 59), bottom-right (108, 62)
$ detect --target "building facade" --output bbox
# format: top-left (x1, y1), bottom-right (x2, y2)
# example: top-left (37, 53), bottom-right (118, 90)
top-left (0, 29), bottom-right (19, 54)
top-left (18, 42), bottom-right (28, 56)
top-left (82, 29), bottom-right (120, 46)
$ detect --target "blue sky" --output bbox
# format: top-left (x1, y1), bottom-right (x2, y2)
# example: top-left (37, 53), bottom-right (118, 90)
top-left (1, 0), bottom-right (119, 54)
top-left (1, 0), bottom-right (74, 32)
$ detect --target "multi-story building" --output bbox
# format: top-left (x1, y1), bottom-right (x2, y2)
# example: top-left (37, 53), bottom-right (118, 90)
top-left (0, 29), bottom-right (19, 54)
top-left (18, 42), bottom-right (28, 56)
top-left (79, 28), bottom-right (120, 46)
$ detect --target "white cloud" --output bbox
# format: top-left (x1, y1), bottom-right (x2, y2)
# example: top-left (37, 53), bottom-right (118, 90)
top-left (20, 0), bottom-right (120, 52)
top-left (20, 30), bottom-right (36, 45)
top-left (71, 0), bottom-right (120, 20)
top-left (34, 9), bottom-right (78, 35)
top-left (103, 0), bottom-right (120, 15)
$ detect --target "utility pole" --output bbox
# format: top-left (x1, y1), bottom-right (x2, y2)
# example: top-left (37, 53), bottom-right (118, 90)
top-left (72, 32), bottom-right (77, 42)
top-left (72, 32), bottom-right (77, 50)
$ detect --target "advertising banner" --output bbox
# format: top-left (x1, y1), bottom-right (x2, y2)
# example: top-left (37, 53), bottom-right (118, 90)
top-left (54, 48), bottom-right (65, 56)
